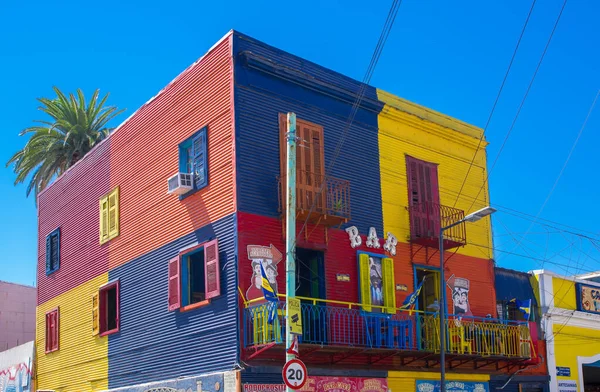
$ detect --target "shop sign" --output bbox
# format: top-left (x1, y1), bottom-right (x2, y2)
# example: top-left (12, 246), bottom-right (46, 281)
top-left (576, 283), bottom-right (600, 314)
top-left (557, 380), bottom-right (577, 392)
top-left (244, 377), bottom-right (387, 392)
top-left (556, 366), bottom-right (571, 377)
top-left (336, 274), bottom-right (350, 282)
top-left (345, 226), bottom-right (397, 256)
top-left (416, 380), bottom-right (489, 392)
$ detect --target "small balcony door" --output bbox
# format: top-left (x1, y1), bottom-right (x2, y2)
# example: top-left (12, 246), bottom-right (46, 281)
top-left (406, 156), bottom-right (441, 239)
top-left (416, 268), bottom-right (440, 351)
top-left (296, 248), bottom-right (326, 344)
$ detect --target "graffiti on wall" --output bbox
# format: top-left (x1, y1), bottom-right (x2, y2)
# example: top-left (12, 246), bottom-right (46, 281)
top-left (0, 362), bottom-right (31, 392)
top-left (246, 245), bottom-right (283, 302)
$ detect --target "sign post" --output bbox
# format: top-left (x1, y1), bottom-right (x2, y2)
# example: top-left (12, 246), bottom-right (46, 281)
top-left (282, 359), bottom-right (308, 390)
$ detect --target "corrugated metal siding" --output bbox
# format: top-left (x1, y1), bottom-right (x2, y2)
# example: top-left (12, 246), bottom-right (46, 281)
top-left (107, 213), bottom-right (237, 388)
top-left (495, 267), bottom-right (538, 305)
top-left (107, 35), bottom-right (235, 269)
top-left (37, 139), bottom-right (111, 305)
top-left (232, 32), bottom-right (384, 235)
top-left (36, 273), bottom-right (109, 392)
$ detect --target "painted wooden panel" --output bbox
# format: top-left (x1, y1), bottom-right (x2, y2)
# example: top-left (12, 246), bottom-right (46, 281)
top-left (37, 139), bottom-right (111, 305)
top-left (107, 34), bottom-right (235, 269)
top-left (36, 273), bottom-right (109, 392)
top-left (107, 213), bottom-right (237, 388)
top-left (233, 32), bottom-right (384, 236)
top-left (377, 89), bottom-right (493, 259)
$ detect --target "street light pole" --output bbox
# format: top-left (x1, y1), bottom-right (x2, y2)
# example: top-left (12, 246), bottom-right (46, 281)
top-left (439, 206), bottom-right (496, 392)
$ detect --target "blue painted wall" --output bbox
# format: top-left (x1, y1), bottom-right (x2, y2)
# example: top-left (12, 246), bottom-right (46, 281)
top-left (107, 213), bottom-right (238, 388)
top-left (233, 32), bottom-right (384, 235)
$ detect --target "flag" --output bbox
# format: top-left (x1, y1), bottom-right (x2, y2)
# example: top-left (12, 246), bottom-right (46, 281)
top-left (400, 277), bottom-right (426, 311)
top-left (260, 262), bottom-right (279, 324)
top-left (510, 298), bottom-right (532, 321)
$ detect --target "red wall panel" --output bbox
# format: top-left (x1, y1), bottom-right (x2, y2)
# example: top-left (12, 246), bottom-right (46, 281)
top-left (37, 140), bottom-right (111, 305)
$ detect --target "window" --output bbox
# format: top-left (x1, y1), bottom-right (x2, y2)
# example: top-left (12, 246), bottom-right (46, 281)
top-left (406, 155), bottom-right (440, 237)
top-left (168, 239), bottom-right (220, 311)
top-left (279, 115), bottom-right (326, 212)
top-left (99, 187), bottom-right (120, 244)
top-left (45, 308), bottom-right (59, 353)
top-left (358, 253), bottom-right (396, 313)
top-left (92, 280), bottom-right (120, 336)
top-left (45, 228), bottom-right (60, 275)
top-left (179, 127), bottom-right (208, 193)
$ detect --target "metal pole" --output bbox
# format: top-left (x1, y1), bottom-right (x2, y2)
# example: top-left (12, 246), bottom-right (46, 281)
top-left (285, 112), bottom-right (297, 392)
top-left (439, 228), bottom-right (446, 392)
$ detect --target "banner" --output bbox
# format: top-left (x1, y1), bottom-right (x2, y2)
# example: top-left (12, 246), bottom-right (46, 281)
top-left (416, 380), bottom-right (489, 392)
top-left (244, 377), bottom-right (387, 392)
top-left (576, 283), bottom-right (600, 314)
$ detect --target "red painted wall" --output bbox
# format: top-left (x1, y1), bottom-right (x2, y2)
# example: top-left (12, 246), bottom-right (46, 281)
top-left (37, 34), bottom-right (235, 304)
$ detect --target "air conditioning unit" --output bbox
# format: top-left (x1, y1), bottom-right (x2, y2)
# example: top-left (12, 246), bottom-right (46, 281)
top-left (168, 172), bottom-right (193, 195)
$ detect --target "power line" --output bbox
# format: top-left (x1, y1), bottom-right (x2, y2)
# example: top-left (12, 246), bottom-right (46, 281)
top-left (294, 0), bottom-right (404, 245)
top-left (452, 0), bottom-right (538, 208)
top-left (510, 89), bottom-right (600, 265)
top-left (464, 0), bottom-right (570, 213)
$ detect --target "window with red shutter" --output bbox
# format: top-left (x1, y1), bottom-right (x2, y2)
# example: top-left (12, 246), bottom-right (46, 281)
top-left (98, 280), bottom-right (120, 336)
top-left (406, 156), bottom-right (441, 238)
top-left (170, 238), bottom-right (220, 311)
top-left (45, 308), bottom-right (59, 353)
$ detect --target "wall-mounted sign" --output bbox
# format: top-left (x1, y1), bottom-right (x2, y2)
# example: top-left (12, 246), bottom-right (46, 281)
top-left (246, 245), bottom-right (283, 302)
top-left (556, 366), bottom-right (571, 377)
top-left (576, 283), bottom-right (600, 314)
top-left (396, 284), bottom-right (408, 292)
top-left (447, 275), bottom-right (472, 317)
top-left (416, 380), bottom-right (489, 392)
top-left (345, 226), bottom-right (397, 256)
top-left (557, 380), bottom-right (577, 392)
top-left (244, 385), bottom-right (285, 392)
top-left (336, 274), bottom-right (350, 282)
top-left (245, 377), bottom-right (388, 392)
top-left (288, 298), bottom-right (303, 335)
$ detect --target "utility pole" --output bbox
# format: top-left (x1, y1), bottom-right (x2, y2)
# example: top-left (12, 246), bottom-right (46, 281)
top-left (439, 231), bottom-right (446, 392)
top-left (285, 112), bottom-right (297, 392)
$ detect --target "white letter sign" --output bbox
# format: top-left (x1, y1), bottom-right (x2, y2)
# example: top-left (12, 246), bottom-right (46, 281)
top-left (345, 226), bottom-right (362, 248)
top-left (366, 227), bottom-right (380, 249)
top-left (383, 232), bottom-right (398, 256)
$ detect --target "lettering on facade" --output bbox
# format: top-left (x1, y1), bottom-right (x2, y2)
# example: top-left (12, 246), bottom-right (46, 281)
top-left (345, 226), bottom-right (397, 256)
top-left (577, 283), bottom-right (600, 314)
top-left (245, 377), bottom-right (387, 392)
top-left (557, 380), bottom-right (577, 392)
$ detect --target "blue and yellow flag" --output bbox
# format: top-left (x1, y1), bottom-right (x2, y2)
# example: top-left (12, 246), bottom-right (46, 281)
top-left (400, 277), bottom-right (426, 311)
top-left (510, 298), bottom-right (532, 321)
top-left (259, 262), bottom-right (278, 323)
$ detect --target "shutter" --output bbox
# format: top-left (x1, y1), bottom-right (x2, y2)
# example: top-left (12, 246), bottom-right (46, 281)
top-left (311, 126), bottom-right (325, 212)
top-left (50, 231), bottom-right (60, 271)
top-left (192, 130), bottom-right (208, 188)
top-left (54, 309), bottom-right (60, 351)
top-left (108, 188), bottom-right (119, 238)
top-left (45, 313), bottom-right (51, 352)
top-left (359, 253), bottom-right (372, 312)
top-left (92, 293), bottom-right (100, 335)
top-left (279, 113), bottom-right (287, 178)
top-left (382, 258), bottom-right (396, 314)
top-left (204, 239), bottom-right (220, 299)
top-left (168, 256), bottom-right (181, 311)
top-left (45, 235), bottom-right (51, 274)
top-left (99, 197), bottom-right (109, 243)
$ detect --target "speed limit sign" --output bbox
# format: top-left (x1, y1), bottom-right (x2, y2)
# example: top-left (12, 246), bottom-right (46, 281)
top-left (282, 358), bottom-right (308, 390)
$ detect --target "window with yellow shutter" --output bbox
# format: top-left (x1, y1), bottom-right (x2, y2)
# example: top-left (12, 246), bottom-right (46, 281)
top-left (99, 187), bottom-right (120, 244)
top-left (358, 252), bottom-right (396, 314)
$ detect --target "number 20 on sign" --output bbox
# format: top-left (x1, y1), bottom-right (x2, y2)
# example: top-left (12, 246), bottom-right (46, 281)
top-left (282, 359), bottom-right (308, 390)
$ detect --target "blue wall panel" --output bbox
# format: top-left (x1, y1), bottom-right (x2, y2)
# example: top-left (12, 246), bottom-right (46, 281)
top-left (108, 213), bottom-right (238, 388)
top-left (233, 32), bottom-right (384, 235)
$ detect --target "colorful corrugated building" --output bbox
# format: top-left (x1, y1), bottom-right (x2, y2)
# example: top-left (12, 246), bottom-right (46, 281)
top-left (533, 270), bottom-right (600, 392)
top-left (35, 30), bottom-right (542, 392)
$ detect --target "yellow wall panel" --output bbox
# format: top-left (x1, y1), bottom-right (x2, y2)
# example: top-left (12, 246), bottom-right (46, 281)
top-left (552, 277), bottom-right (577, 310)
top-left (377, 89), bottom-right (493, 259)
top-left (388, 370), bottom-right (490, 391)
top-left (36, 273), bottom-right (108, 392)
top-left (553, 324), bottom-right (600, 387)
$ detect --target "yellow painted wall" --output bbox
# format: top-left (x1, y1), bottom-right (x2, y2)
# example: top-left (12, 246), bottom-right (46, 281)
top-left (36, 273), bottom-right (108, 392)
top-left (553, 324), bottom-right (600, 390)
top-left (388, 370), bottom-right (489, 391)
top-left (376, 89), bottom-right (493, 259)
top-left (552, 277), bottom-right (577, 310)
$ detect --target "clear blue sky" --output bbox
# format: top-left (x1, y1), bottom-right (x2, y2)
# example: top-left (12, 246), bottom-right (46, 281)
top-left (1, 0), bottom-right (599, 286)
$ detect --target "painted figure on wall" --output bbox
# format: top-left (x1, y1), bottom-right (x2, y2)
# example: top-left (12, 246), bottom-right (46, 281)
top-left (246, 245), bottom-right (282, 302)
top-left (448, 275), bottom-right (472, 317)
top-left (0, 362), bottom-right (30, 392)
top-left (369, 257), bottom-right (384, 311)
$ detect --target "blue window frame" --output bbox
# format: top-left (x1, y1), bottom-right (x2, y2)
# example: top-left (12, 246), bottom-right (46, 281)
top-left (46, 228), bottom-right (61, 275)
top-left (179, 127), bottom-right (208, 196)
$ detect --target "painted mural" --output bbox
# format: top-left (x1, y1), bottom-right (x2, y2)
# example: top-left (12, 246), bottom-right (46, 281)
top-left (0, 342), bottom-right (33, 392)
top-left (448, 275), bottom-right (472, 316)
top-left (244, 377), bottom-right (387, 392)
top-left (246, 245), bottom-right (282, 302)
top-left (369, 256), bottom-right (384, 310)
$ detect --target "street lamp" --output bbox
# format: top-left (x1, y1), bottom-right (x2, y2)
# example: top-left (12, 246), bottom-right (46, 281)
top-left (439, 206), bottom-right (496, 392)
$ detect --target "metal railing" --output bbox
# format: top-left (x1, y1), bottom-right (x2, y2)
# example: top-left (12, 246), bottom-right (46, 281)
top-left (408, 202), bottom-right (466, 248)
top-left (278, 170), bottom-right (351, 223)
top-left (243, 298), bottom-right (533, 359)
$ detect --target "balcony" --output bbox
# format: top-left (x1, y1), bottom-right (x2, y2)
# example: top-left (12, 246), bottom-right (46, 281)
top-left (243, 298), bottom-right (535, 370)
top-left (409, 202), bottom-right (467, 249)
top-left (278, 170), bottom-right (351, 227)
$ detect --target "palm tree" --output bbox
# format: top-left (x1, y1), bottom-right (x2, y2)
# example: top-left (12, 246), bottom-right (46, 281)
top-left (6, 87), bottom-right (124, 198)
